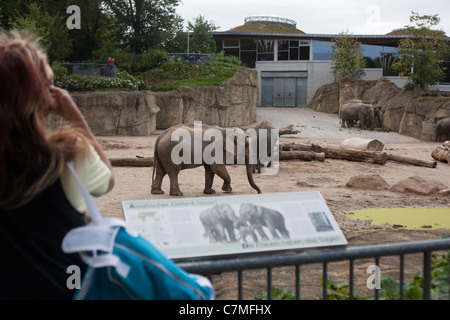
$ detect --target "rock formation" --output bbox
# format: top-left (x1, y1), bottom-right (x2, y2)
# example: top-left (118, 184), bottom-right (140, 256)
top-left (48, 90), bottom-right (160, 136)
top-left (309, 77), bottom-right (450, 141)
top-left (153, 67), bottom-right (257, 129)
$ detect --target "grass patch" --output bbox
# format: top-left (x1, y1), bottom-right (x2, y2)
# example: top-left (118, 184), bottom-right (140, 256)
top-left (139, 54), bottom-right (242, 92)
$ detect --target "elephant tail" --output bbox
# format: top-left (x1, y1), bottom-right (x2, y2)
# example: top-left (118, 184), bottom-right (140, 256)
top-left (152, 135), bottom-right (161, 185)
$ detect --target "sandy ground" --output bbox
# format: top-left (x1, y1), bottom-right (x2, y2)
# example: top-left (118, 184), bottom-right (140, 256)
top-left (92, 109), bottom-right (450, 299)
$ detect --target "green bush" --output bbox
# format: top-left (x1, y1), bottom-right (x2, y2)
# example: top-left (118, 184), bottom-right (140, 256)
top-left (92, 48), bottom-right (168, 74)
top-left (254, 249), bottom-right (450, 300)
top-left (54, 70), bottom-right (148, 92)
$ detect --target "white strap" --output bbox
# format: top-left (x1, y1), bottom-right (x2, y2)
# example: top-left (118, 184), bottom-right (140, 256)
top-left (67, 161), bottom-right (103, 224)
top-left (80, 253), bottom-right (131, 278)
top-left (62, 219), bottom-right (125, 253)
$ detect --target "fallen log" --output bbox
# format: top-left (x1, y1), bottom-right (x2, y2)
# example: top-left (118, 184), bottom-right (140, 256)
top-left (110, 157), bottom-right (154, 167)
top-left (387, 154), bottom-right (437, 168)
top-left (340, 138), bottom-right (384, 151)
top-left (279, 124), bottom-right (299, 136)
top-left (279, 151), bottom-right (325, 162)
top-left (281, 142), bottom-right (387, 165)
top-left (431, 141), bottom-right (450, 163)
top-left (110, 150), bottom-right (324, 167)
top-left (281, 142), bottom-right (437, 168)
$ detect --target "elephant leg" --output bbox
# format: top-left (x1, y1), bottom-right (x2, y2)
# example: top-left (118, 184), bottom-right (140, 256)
top-left (203, 165), bottom-right (216, 194)
top-left (167, 167), bottom-right (183, 196)
top-left (226, 225), bottom-right (237, 242)
top-left (267, 224), bottom-right (281, 240)
top-left (204, 228), bottom-right (218, 243)
top-left (151, 157), bottom-right (166, 194)
top-left (210, 164), bottom-right (232, 192)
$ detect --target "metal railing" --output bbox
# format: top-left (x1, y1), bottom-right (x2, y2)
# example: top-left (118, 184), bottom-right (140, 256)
top-left (167, 53), bottom-right (216, 64)
top-left (63, 63), bottom-right (117, 77)
top-left (179, 238), bottom-right (450, 300)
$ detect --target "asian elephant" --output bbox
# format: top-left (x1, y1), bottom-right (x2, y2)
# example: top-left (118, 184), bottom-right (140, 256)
top-left (340, 100), bottom-right (381, 130)
top-left (238, 203), bottom-right (290, 240)
top-left (199, 204), bottom-right (239, 243)
top-left (435, 117), bottom-right (450, 142)
top-left (251, 120), bottom-right (278, 173)
top-left (151, 123), bottom-right (262, 196)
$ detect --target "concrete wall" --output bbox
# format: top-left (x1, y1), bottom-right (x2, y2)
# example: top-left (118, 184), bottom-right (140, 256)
top-left (255, 61), bottom-right (384, 106)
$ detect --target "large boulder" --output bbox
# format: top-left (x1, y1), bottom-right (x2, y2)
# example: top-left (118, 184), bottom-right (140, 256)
top-left (346, 174), bottom-right (390, 191)
top-left (153, 67), bottom-right (257, 129)
top-left (390, 176), bottom-right (447, 195)
top-left (48, 91), bottom-right (160, 136)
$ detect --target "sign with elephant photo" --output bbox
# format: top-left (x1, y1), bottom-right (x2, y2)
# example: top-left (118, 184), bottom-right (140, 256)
top-left (122, 191), bottom-right (347, 261)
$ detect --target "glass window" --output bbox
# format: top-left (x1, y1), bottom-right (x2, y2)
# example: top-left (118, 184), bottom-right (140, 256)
top-left (224, 48), bottom-right (239, 57)
top-left (300, 46), bottom-right (310, 60)
top-left (290, 47), bottom-right (299, 60)
top-left (241, 39), bottom-right (257, 50)
top-left (223, 39), bottom-right (239, 48)
top-left (241, 51), bottom-right (257, 68)
top-left (278, 51), bottom-right (289, 61)
top-left (313, 41), bottom-right (333, 60)
top-left (278, 40), bottom-right (289, 50)
top-left (257, 40), bottom-right (274, 61)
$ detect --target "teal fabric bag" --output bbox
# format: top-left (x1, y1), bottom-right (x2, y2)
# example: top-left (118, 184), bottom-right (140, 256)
top-left (62, 162), bottom-right (214, 300)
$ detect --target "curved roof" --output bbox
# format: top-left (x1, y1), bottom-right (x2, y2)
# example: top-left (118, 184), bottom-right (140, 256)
top-left (244, 16), bottom-right (297, 28)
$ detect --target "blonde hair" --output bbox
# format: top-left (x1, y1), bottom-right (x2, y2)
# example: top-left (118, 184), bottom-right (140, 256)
top-left (0, 30), bottom-right (91, 208)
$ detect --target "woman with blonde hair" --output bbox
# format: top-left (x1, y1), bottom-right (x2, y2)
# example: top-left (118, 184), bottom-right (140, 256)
top-left (0, 30), bottom-right (114, 299)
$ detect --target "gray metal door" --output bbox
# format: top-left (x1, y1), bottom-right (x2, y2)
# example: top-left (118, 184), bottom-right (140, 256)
top-left (273, 78), bottom-right (285, 107)
top-left (285, 78), bottom-right (296, 107)
top-left (296, 77), bottom-right (307, 106)
top-left (261, 78), bottom-right (273, 107)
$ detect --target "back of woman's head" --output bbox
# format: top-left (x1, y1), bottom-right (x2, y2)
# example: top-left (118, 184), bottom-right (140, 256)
top-left (0, 30), bottom-right (61, 208)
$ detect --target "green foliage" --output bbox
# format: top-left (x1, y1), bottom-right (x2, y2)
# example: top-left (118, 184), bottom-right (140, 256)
top-left (187, 15), bottom-right (219, 54)
top-left (103, 0), bottom-right (181, 53)
top-left (139, 53), bottom-right (241, 91)
top-left (255, 250), bottom-right (450, 300)
top-left (255, 286), bottom-right (296, 300)
top-left (9, 3), bottom-right (71, 61)
top-left (394, 12), bottom-right (450, 90)
top-left (54, 70), bottom-right (148, 92)
top-left (93, 48), bottom-right (168, 74)
top-left (331, 30), bottom-right (367, 81)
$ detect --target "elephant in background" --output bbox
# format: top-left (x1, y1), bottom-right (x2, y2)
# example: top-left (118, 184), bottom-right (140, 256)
top-left (199, 204), bottom-right (239, 243)
top-left (435, 117), bottom-right (450, 142)
top-left (251, 120), bottom-right (278, 174)
top-left (151, 123), bottom-right (261, 196)
top-left (238, 203), bottom-right (290, 240)
top-left (340, 99), bottom-right (382, 130)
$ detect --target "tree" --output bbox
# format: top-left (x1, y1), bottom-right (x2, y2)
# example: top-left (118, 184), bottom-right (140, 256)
top-left (10, 3), bottom-right (72, 61)
top-left (104, 0), bottom-right (181, 53)
top-left (187, 15), bottom-right (218, 54)
top-left (394, 12), bottom-right (450, 90)
top-left (331, 31), bottom-right (366, 81)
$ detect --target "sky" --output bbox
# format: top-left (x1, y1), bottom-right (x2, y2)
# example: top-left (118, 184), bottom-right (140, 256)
top-left (176, 0), bottom-right (450, 35)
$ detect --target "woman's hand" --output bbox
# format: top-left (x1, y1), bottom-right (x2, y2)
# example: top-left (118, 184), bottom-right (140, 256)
top-left (49, 86), bottom-right (85, 123)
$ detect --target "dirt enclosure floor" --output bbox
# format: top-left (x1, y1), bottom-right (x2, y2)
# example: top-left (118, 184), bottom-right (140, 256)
top-left (93, 109), bottom-right (450, 300)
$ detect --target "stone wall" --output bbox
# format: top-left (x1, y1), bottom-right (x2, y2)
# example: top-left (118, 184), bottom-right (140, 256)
top-left (49, 67), bottom-right (257, 135)
top-left (153, 67), bottom-right (257, 129)
top-left (309, 77), bottom-right (450, 141)
top-left (48, 90), bottom-right (160, 136)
